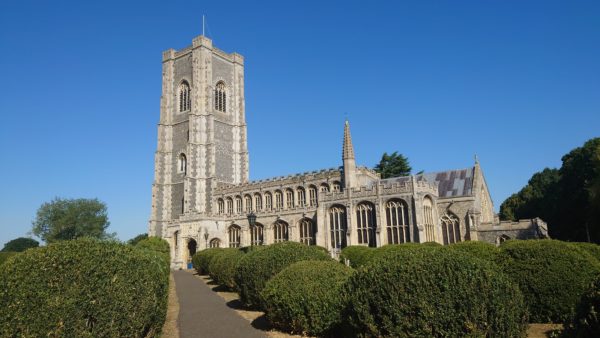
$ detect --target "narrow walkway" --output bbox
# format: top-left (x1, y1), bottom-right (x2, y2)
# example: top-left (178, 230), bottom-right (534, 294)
top-left (173, 270), bottom-right (266, 338)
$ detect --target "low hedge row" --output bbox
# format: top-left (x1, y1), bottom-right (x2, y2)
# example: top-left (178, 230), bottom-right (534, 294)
top-left (0, 238), bottom-right (169, 337)
top-left (208, 248), bottom-right (245, 290)
top-left (496, 239), bottom-right (600, 323)
top-left (344, 245), bottom-right (528, 337)
top-left (261, 260), bottom-right (354, 336)
top-left (192, 248), bottom-right (223, 275)
top-left (234, 242), bottom-right (331, 308)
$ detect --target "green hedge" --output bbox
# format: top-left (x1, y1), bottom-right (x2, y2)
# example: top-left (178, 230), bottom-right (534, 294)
top-left (135, 236), bottom-right (170, 268)
top-left (339, 246), bottom-right (375, 268)
top-left (564, 276), bottom-right (600, 337)
top-left (447, 240), bottom-right (499, 262)
top-left (208, 248), bottom-right (245, 290)
top-left (497, 239), bottom-right (600, 323)
top-left (0, 238), bottom-right (169, 337)
top-left (0, 252), bottom-right (16, 265)
top-left (192, 248), bottom-right (223, 275)
top-left (261, 260), bottom-right (354, 336)
top-left (571, 242), bottom-right (600, 262)
top-left (234, 242), bottom-right (331, 308)
top-left (343, 245), bottom-right (527, 337)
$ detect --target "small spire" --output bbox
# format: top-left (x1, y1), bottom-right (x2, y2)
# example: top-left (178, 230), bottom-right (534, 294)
top-left (474, 154), bottom-right (479, 165)
top-left (343, 120), bottom-right (355, 160)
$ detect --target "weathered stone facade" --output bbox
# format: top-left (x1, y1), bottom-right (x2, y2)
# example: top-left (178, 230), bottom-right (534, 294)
top-left (149, 35), bottom-right (547, 268)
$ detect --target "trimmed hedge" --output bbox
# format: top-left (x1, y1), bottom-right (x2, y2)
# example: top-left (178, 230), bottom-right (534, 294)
top-left (0, 252), bottom-right (16, 265)
top-left (192, 248), bottom-right (223, 275)
top-left (343, 245), bottom-right (528, 337)
top-left (0, 239), bottom-right (169, 337)
top-left (339, 246), bottom-right (375, 268)
top-left (447, 240), bottom-right (499, 262)
top-left (234, 242), bottom-right (332, 308)
top-left (496, 239), bottom-right (600, 323)
top-left (208, 248), bottom-right (245, 289)
top-left (135, 236), bottom-right (170, 256)
top-left (261, 260), bottom-right (354, 336)
top-left (564, 276), bottom-right (600, 337)
top-left (571, 242), bottom-right (600, 262)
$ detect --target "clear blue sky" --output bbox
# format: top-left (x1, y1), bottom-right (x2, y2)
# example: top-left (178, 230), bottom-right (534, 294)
top-left (1, 0), bottom-right (598, 246)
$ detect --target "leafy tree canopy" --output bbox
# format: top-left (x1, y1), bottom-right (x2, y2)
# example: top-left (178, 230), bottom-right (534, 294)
top-left (31, 197), bottom-right (113, 243)
top-left (1, 237), bottom-right (39, 252)
top-left (500, 138), bottom-right (600, 243)
top-left (127, 233), bottom-right (149, 246)
top-left (374, 151), bottom-right (412, 179)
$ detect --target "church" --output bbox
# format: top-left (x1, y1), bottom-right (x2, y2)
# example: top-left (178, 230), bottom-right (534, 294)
top-left (148, 34), bottom-right (547, 269)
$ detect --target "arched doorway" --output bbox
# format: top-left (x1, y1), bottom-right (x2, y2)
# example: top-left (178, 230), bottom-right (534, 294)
top-left (187, 239), bottom-right (197, 267)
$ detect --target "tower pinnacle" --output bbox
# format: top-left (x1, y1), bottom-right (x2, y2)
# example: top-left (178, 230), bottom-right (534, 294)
top-left (342, 120), bottom-right (355, 160)
top-left (342, 120), bottom-right (357, 190)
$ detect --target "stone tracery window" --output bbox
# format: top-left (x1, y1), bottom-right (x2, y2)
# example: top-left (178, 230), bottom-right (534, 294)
top-left (441, 213), bottom-right (461, 245)
top-left (356, 202), bottom-right (377, 247)
top-left (251, 223), bottom-right (264, 246)
top-left (217, 198), bottom-right (225, 214)
top-left (329, 205), bottom-right (347, 250)
top-left (215, 81), bottom-right (226, 112)
top-left (386, 199), bottom-right (410, 244)
top-left (423, 197), bottom-right (435, 242)
top-left (308, 185), bottom-right (317, 206)
top-left (235, 196), bottom-right (242, 214)
top-left (254, 193), bottom-right (262, 211)
top-left (265, 192), bottom-right (272, 211)
top-left (273, 220), bottom-right (289, 243)
top-left (226, 197), bottom-right (233, 215)
top-left (332, 181), bottom-right (342, 192)
top-left (179, 81), bottom-right (191, 112)
top-left (285, 189), bottom-right (294, 209)
top-left (210, 238), bottom-right (221, 248)
top-left (320, 183), bottom-right (330, 193)
top-left (244, 195), bottom-right (252, 213)
top-left (299, 218), bottom-right (315, 245)
top-left (228, 225), bottom-right (241, 248)
top-left (274, 190), bottom-right (283, 210)
top-left (297, 187), bottom-right (306, 207)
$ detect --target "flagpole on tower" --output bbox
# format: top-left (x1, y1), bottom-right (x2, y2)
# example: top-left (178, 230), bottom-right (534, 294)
top-left (202, 15), bottom-right (205, 36)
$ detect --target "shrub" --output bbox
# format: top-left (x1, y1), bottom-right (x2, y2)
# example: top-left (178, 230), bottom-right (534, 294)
top-left (564, 276), bottom-right (600, 337)
top-left (234, 242), bottom-right (331, 308)
top-left (447, 240), bottom-right (499, 262)
top-left (343, 246), bottom-right (528, 337)
top-left (192, 248), bottom-right (223, 275)
top-left (135, 236), bottom-right (170, 267)
top-left (339, 246), bottom-right (375, 268)
top-left (497, 239), bottom-right (600, 323)
top-left (262, 260), bottom-right (354, 336)
top-left (0, 238), bottom-right (169, 337)
top-left (0, 252), bottom-right (16, 265)
top-left (208, 248), bottom-right (245, 289)
top-left (571, 242), bottom-right (600, 262)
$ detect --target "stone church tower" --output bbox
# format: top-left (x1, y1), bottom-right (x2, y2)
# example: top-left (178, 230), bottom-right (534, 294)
top-left (149, 35), bottom-right (248, 238)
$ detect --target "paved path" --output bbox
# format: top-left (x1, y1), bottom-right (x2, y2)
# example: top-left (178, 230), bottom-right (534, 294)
top-left (173, 270), bottom-right (266, 338)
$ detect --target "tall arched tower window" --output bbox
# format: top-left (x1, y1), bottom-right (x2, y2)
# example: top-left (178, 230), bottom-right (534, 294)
top-left (215, 81), bottom-right (226, 112)
top-left (441, 213), bottom-right (461, 245)
top-left (356, 202), bottom-right (377, 247)
top-left (423, 197), bottom-right (435, 242)
top-left (178, 153), bottom-right (187, 175)
top-left (329, 205), bottom-right (347, 250)
top-left (386, 199), bottom-right (410, 244)
top-left (179, 81), bottom-right (191, 112)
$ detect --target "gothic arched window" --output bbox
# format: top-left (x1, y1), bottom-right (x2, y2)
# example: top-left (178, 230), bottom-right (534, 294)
top-left (210, 238), bottom-right (221, 248)
top-left (235, 196), bottom-right (242, 214)
top-left (320, 183), bottom-right (330, 193)
top-left (423, 197), bottom-right (435, 242)
top-left (244, 195), bottom-right (252, 213)
top-left (356, 202), bottom-right (377, 247)
top-left (265, 192), bottom-right (272, 211)
top-left (217, 198), bottom-right (225, 215)
top-left (251, 223), bottom-right (264, 246)
top-left (254, 193), bottom-right (263, 211)
top-left (386, 199), bottom-right (410, 244)
top-left (285, 189), bottom-right (294, 209)
top-left (329, 205), bottom-right (347, 250)
top-left (228, 225), bottom-right (241, 248)
top-left (308, 185), bottom-right (317, 206)
top-left (441, 213), bottom-right (461, 245)
top-left (226, 197), bottom-right (233, 215)
top-left (215, 81), bottom-right (226, 112)
top-left (178, 153), bottom-right (187, 175)
top-left (274, 190), bottom-right (283, 210)
top-left (179, 81), bottom-right (191, 112)
top-left (273, 220), bottom-right (289, 243)
top-left (299, 218), bottom-right (315, 245)
top-left (297, 187), bottom-right (306, 207)
top-left (332, 181), bottom-right (342, 192)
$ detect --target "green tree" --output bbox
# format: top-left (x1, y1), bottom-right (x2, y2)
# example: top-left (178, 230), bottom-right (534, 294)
top-left (1, 237), bottom-right (39, 252)
top-left (499, 168), bottom-right (560, 222)
top-left (127, 233), bottom-right (149, 246)
top-left (31, 198), bottom-right (113, 243)
top-left (374, 151), bottom-right (411, 178)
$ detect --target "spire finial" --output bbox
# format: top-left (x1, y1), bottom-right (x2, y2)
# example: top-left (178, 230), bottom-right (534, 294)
top-left (343, 120), bottom-right (355, 160)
